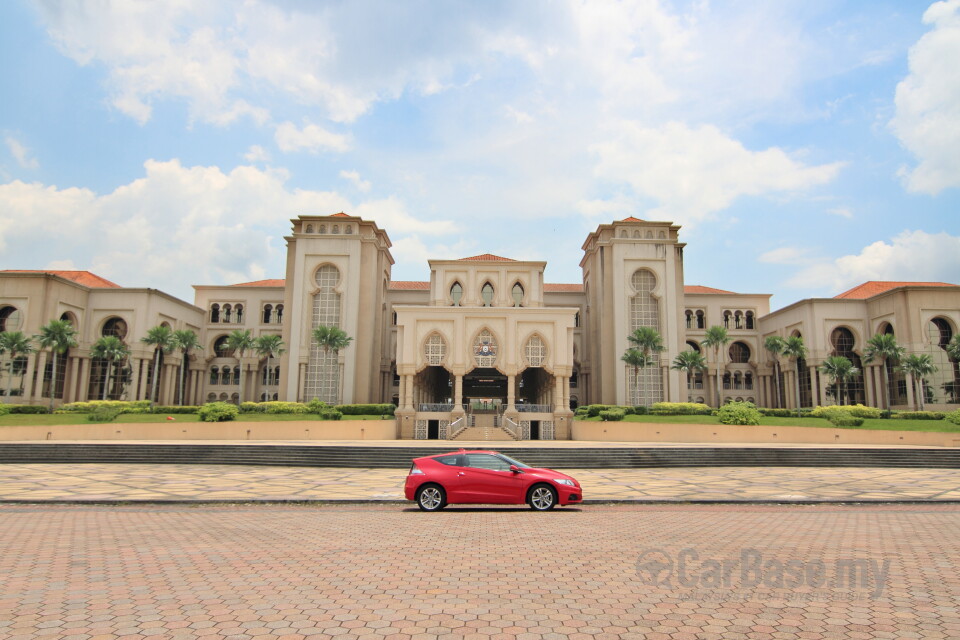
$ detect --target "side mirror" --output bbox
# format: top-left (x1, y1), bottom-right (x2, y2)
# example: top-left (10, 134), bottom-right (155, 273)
top-left (510, 465), bottom-right (523, 474)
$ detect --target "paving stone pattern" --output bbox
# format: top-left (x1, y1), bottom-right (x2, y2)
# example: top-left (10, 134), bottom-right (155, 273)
top-left (0, 504), bottom-right (958, 639)
top-left (2, 464), bottom-right (960, 503)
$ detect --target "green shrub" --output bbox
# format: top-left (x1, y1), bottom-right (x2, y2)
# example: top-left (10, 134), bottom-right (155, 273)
top-left (946, 409), bottom-right (960, 426)
top-left (599, 409), bottom-right (626, 422)
top-left (240, 401), bottom-right (309, 414)
top-left (893, 411), bottom-right (946, 420)
top-left (758, 408), bottom-right (795, 417)
top-left (198, 402), bottom-right (239, 422)
top-left (318, 409), bottom-right (343, 421)
top-left (830, 416), bottom-right (864, 427)
top-left (632, 405), bottom-right (649, 415)
top-left (650, 402), bottom-right (712, 416)
top-left (717, 401), bottom-right (761, 426)
top-left (87, 406), bottom-right (121, 422)
top-left (336, 403), bottom-right (396, 416)
top-left (6, 405), bottom-right (50, 414)
top-left (845, 404), bottom-right (882, 419)
top-left (0, 404), bottom-right (10, 416)
top-left (152, 405), bottom-right (200, 414)
top-left (59, 400), bottom-right (151, 414)
top-left (586, 404), bottom-right (614, 418)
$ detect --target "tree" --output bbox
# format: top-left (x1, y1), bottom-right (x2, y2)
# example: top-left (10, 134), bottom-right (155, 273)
top-left (781, 335), bottom-right (808, 417)
top-left (225, 329), bottom-right (256, 404)
top-left (764, 335), bottom-right (786, 409)
top-left (311, 325), bottom-right (353, 404)
top-left (819, 355), bottom-right (859, 406)
top-left (701, 326), bottom-right (730, 408)
top-left (621, 348), bottom-right (653, 406)
top-left (0, 331), bottom-right (36, 403)
top-left (946, 334), bottom-right (960, 362)
top-left (140, 325), bottom-right (175, 407)
top-left (671, 350), bottom-right (707, 397)
top-left (863, 333), bottom-right (906, 411)
top-left (254, 334), bottom-right (286, 400)
top-left (172, 329), bottom-right (202, 406)
top-left (35, 319), bottom-right (78, 410)
top-left (91, 336), bottom-right (130, 400)
top-left (899, 354), bottom-right (938, 411)
top-left (626, 327), bottom-right (665, 406)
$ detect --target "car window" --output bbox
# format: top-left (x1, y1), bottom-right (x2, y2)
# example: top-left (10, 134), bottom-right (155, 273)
top-left (434, 455), bottom-right (460, 466)
top-left (464, 453), bottom-right (512, 472)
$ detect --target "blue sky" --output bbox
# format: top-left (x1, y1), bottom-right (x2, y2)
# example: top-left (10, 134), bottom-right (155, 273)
top-left (1, 0), bottom-right (957, 309)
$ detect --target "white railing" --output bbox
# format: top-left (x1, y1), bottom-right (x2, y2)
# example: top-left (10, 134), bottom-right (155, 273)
top-left (447, 416), bottom-right (467, 439)
top-left (516, 404), bottom-right (552, 413)
top-left (418, 403), bottom-right (454, 412)
top-left (502, 417), bottom-right (521, 440)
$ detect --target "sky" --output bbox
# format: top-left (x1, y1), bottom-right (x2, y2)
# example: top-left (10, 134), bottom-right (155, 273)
top-left (0, 0), bottom-right (958, 310)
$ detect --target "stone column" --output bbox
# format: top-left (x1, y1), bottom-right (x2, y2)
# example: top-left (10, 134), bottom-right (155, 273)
top-left (507, 374), bottom-right (516, 411)
top-left (137, 359), bottom-right (149, 401)
top-left (554, 376), bottom-right (565, 411)
top-left (905, 374), bottom-right (916, 410)
top-left (22, 352), bottom-right (38, 402)
top-left (78, 357), bottom-right (91, 402)
top-left (816, 366), bottom-right (829, 407)
top-left (297, 363), bottom-right (306, 402)
top-left (32, 351), bottom-right (48, 403)
top-left (66, 356), bottom-right (81, 403)
top-left (864, 366), bottom-right (876, 408)
top-left (454, 374), bottom-right (463, 409)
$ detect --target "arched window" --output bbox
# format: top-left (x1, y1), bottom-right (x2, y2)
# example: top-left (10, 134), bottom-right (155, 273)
top-left (0, 306), bottom-right (22, 332)
top-left (658, 230), bottom-right (665, 239)
top-left (628, 269), bottom-right (662, 404)
top-left (830, 327), bottom-right (864, 404)
top-left (207, 393), bottom-right (217, 402)
top-left (233, 366), bottom-right (241, 385)
top-left (723, 373), bottom-right (731, 389)
top-left (213, 336), bottom-right (232, 358)
top-left (102, 317), bottom-right (128, 339)
top-left (219, 393), bottom-right (228, 402)
top-left (723, 311), bottom-right (732, 329)
top-left (524, 335), bottom-right (547, 367)
top-left (686, 340), bottom-right (700, 352)
top-left (345, 225), bottom-right (353, 234)
top-left (633, 230), bottom-right (641, 238)
top-left (620, 229), bottom-right (628, 238)
top-left (332, 225), bottom-right (340, 234)
top-left (275, 304), bottom-right (284, 323)
top-left (319, 224), bottom-right (326, 233)
top-left (745, 372), bottom-right (753, 389)
top-left (305, 224), bottom-right (314, 233)
top-left (424, 334), bottom-right (447, 366)
top-left (734, 311), bottom-right (743, 329)
top-left (210, 366), bottom-right (220, 385)
top-left (450, 282), bottom-right (463, 307)
top-left (304, 265), bottom-right (342, 403)
top-left (223, 304), bottom-right (232, 323)
top-left (930, 317), bottom-right (953, 349)
top-left (210, 303), bottom-right (220, 323)
top-left (685, 310), bottom-right (693, 329)
top-left (481, 283), bottom-right (494, 307)
top-left (512, 282), bottom-right (524, 307)
top-left (729, 342), bottom-right (751, 364)
top-left (733, 372), bottom-right (743, 389)
top-left (646, 230), bottom-right (653, 239)
top-left (235, 304), bottom-right (243, 324)
top-left (745, 311), bottom-right (755, 330)
top-left (262, 304), bottom-right (273, 324)
top-left (696, 310), bottom-right (705, 329)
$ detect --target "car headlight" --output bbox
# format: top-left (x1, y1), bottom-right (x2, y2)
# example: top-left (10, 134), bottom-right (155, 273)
top-left (554, 478), bottom-right (575, 486)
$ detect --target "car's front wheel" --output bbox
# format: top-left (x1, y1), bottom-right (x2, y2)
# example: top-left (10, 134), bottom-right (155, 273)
top-left (528, 484), bottom-right (557, 511)
top-left (416, 484), bottom-right (447, 511)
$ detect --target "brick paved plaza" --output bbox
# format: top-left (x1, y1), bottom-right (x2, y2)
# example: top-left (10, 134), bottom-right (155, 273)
top-left (1, 503), bottom-right (958, 639)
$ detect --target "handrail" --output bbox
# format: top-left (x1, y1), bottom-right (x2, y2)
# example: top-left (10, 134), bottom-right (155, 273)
top-left (502, 416), bottom-right (521, 440)
top-left (516, 404), bottom-right (552, 413)
top-left (418, 403), bottom-right (454, 412)
top-left (447, 416), bottom-right (467, 440)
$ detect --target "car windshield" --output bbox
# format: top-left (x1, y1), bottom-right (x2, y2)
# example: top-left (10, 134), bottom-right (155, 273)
top-left (496, 453), bottom-right (531, 469)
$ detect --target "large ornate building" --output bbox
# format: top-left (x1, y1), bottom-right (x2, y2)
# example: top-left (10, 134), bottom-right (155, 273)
top-left (2, 213), bottom-right (958, 439)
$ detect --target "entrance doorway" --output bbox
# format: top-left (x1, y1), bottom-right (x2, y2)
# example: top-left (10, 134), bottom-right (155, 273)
top-left (530, 420), bottom-right (540, 440)
top-left (463, 368), bottom-right (507, 408)
top-left (427, 420), bottom-right (439, 440)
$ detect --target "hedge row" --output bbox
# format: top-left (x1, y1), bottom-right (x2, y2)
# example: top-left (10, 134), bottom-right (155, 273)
top-left (0, 404), bottom-right (51, 414)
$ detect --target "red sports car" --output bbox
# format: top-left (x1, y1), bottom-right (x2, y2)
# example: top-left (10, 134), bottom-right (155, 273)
top-left (404, 449), bottom-right (583, 511)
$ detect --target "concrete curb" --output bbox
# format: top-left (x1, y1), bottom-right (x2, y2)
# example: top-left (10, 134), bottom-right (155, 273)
top-left (4, 498), bottom-right (960, 506)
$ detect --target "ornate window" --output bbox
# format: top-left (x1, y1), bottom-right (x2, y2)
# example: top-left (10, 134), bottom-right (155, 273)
top-left (262, 304), bottom-right (272, 324)
top-left (729, 342), bottom-right (751, 364)
top-left (305, 224), bottom-right (314, 233)
top-left (0, 306), bottom-right (21, 332)
top-left (473, 330), bottom-right (498, 367)
top-left (209, 366), bottom-right (220, 385)
top-left (345, 225), bottom-right (353, 234)
top-left (696, 310), bottom-right (705, 329)
top-left (628, 269), bottom-right (662, 404)
top-left (512, 282), bottom-right (524, 307)
top-left (102, 317), bottom-right (128, 339)
top-left (450, 282), bottom-right (463, 306)
top-left (524, 335), bottom-right (546, 367)
top-left (481, 283), bottom-right (494, 307)
top-left (223, 304), bottom-right (232, 323)
top-left (332, 225), bottom-right (340, 234)
top-left (275, 304), bottom-right (283, 323)
top-left (424, 334), bottom-right (447, 366)
top-left (235, 304), bottom-right (243, 324)
top-left (213, 336), bottom-right (232, 358)
top-left (319, 224), bottom-right (327, 233)
top-left (210, 304), bottom-right (220, 323)
top-left (304, 265), bottom-right (342, 403)
top-left (745, 311), bottom-right (755, 330)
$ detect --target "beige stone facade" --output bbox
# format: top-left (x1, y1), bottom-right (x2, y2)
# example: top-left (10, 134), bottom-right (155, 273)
top-left (2, 213), bottom-right (958, 438)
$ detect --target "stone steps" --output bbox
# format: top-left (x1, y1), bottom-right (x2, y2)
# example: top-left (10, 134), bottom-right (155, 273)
top-left (1, 443), bottom-right (958, 469)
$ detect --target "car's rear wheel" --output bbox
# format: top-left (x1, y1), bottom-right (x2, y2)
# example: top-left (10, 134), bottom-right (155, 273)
top-left (416, 484), bottom-right (447, 511)
top-left (528, 484), bottom-right (557, 511)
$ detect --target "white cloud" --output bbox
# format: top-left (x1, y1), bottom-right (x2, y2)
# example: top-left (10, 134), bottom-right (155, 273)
top-left (591, 121), bottom-right (844, 223)
top-left (243, 145), bottom-right (270, 163)
top-left (890, 0), bottom-right (960, 194)
top-left (4, 135), bottom-right (39, 169)
top-left (274, 121), bottom-right (350, 153)
top-left (827, 207), bottom-right (853, 218)
top-left (339, 170), bottom-right (371, 192)
top-left (0, 160), bottom-right (453, 299)
top-left (785, 230), bottom-right (960, 291)
top-left (758, 247), bottom-right (813, 265)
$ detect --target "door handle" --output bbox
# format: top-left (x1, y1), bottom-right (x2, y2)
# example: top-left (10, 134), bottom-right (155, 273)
top-left (458, 472), bottom-right (465, 476)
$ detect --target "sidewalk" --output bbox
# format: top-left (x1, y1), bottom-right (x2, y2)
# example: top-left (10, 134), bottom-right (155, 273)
top-left (2, 462), bottom-right (959, 503)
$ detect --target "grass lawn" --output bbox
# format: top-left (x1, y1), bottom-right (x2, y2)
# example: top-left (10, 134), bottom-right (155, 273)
top-left (578, 413), bottom-right (960, 433)
top-left (0, 413), bottom-right (388, 427)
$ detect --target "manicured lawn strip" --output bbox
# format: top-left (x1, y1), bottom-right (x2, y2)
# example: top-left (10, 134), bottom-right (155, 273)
top-left (0, 413), bottom-right (386, 426)
top-left (579, 413), bottom-right (960, 432)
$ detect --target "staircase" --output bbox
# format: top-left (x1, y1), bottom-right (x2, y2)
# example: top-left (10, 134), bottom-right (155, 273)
top-left (451, 413), bottom-right (517, 441)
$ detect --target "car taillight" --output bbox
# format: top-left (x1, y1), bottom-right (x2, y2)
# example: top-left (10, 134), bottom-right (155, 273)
top-left (409, 463), bottom-right (424, 475)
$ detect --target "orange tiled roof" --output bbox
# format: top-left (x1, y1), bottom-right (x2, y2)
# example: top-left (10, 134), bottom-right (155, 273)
top-left (458, 254), bottom-right (516, 262)
top-left (230, 279), bottom-right (286, 287)
top-left (331, 212), bottom-right (350, 217)
top-left (621, 216), bottom-right (645, 222)
top-left (389, 281), bottom-right (430, 290)
top-left (1, 270), bottom-right (121, 288)
top-left (544, 283), bottom-right (584, 293)
top-left (685, 285), bottom-right (735, 295)
top-left (834, 281), bottom-right (958, 299)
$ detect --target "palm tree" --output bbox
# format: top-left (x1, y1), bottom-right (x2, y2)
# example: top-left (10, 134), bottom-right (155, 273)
top-left (312, 325), bottom-right (353, 404)
top-left (819, 355), bottom-right (859, 406)
top-left (0, 331), bottom-right (36, 403)
top-left (781, 335), bottom-right (808, 417)
top-left (254, 334), bottom-right (286, 400)
top-left (701, 326), bottom-right (730, 408)
top-left (35, 319), bottom-right (78, 410)
top-left (626, 327), bottom-right (665, 406)
top-left (91, 336), bottom-right (130, 400)
top-left (140, 325), bottom-right (175, 407)
top-left (172, 329), bottom-right (202, 406)
top-left (863, 333), bottom-right (906, 411)
top-left (899, 354), bottom-right (938, 411)
top-left (621, 348), bottom-right (652, 406)
top-left (225, 329), bottom-right (256, 404)
top-left (764, 335), bottom-right (786, 409)
top-left (947, 334), bottom-right (960, 362)
top-left (671, 350), bottom-right (707, 397)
